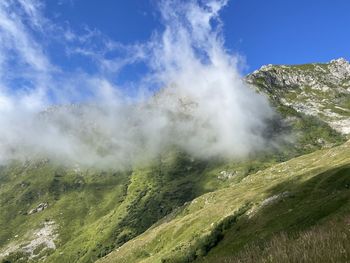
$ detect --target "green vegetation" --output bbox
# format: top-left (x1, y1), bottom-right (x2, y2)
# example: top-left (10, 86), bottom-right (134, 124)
top-left (0, 150), bottom-right (279, 262)
top-left (201, 165), bottom-right (350, 262)
top-left (97, 141), bottom-right (350, 263)
top-left (210, 213), bottom-right (350, 263)
top-left (0, 162), bottom-right (132, 262)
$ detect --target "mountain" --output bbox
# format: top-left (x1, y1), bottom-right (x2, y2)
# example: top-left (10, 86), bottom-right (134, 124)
top-left (247, 58), bottom-right (350, 135)
top-left (98, 140), bottom-right (350, 263)
top-left (0, 59), bottom-right (349, 263)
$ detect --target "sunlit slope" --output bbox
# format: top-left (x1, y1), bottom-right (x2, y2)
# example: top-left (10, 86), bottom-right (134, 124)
top-left (0, 163), bottom-right (131, 262)
top-left (0, 151), bottom-right (264, 262)
top-left (99, 140), bottom-right (350, 263)
top-left (247, 58), bottom-right (350, 135)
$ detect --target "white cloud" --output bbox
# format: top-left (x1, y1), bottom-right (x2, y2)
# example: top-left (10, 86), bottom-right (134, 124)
top-left (0, 0), bottom-right (275, 168)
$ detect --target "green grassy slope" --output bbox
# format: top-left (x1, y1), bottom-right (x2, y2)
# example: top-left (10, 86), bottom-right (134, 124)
top-left (209, 205), bottom-right (350, 263)
top-left (98, 140), bottom-right (350, 263)
top-left (0, 109), bottom-right (347, 263)
top-left (0, 151), bottom-right (280, 262)
top-left (0, 162), bottom-right (131, 262)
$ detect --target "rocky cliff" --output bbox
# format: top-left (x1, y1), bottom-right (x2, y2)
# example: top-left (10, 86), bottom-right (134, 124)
top-left (247, 58), bottom-right (350, 134)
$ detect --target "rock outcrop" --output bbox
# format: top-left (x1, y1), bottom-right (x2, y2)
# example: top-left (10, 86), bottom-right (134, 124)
top-left (28, 203), bottom-right (48, 215)
top-left (247, 58), bottom-right (350, 134)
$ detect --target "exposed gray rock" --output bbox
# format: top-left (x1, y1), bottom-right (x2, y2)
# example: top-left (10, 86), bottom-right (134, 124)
top-left (28, 203), bottom-right (48, 215)
top-left (218, 170), bottom-right (236, 180)
top-left (247, 58), bottom-right (350, 134)
top-left (22, 221), bottom-right (57, 259)
top-left (260, 191), bottom-right (291, 207)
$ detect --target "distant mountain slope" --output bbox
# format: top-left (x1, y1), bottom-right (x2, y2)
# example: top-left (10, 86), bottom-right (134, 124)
top-left (98, 140), bottom-right (350, 263)
top-left (247, 58), bottom-right (350, 135)
top-left (0, 153), bottom-right (220, 262)
top-left (1, 150), bottom-right (276, 262)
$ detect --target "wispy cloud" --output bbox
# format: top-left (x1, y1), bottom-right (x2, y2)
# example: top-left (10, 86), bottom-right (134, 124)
top-left (0, 0), bottom-right (274, 167)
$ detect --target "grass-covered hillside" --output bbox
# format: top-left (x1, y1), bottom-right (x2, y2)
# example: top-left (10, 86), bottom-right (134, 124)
top-left (0, 150), bottom-right (292, 263)
top-left (0, 152), bottom-right (215, 262)
top-left (98, 140), bottom-right (350, 263)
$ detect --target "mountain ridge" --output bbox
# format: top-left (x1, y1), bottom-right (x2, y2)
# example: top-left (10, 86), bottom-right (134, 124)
top-left (247, 58), bottom-right (350, 135)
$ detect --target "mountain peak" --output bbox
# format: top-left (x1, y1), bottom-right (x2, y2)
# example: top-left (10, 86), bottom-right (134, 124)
top-left (330, 57), bottom-right (349, 65)
top-left (247, 58), bottom-right (350, 135)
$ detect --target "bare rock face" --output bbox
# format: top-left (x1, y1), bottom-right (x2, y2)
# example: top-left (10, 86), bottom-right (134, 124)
top-left (0, 221), bottom-right (58, 261)
top-left (247, 58), bottom-right (350, 135)
top-left (218, 170), bottom-right (236, 180)
top-left (28, 202), bottom-right (48, 215)
top-left (328, 58), bottom-right (350, 80)
top-left (247, 58), bottom-right (350, 89)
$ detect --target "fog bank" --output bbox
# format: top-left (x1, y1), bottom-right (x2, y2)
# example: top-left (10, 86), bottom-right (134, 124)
top-left (0, 0), bottom-right (274, 167)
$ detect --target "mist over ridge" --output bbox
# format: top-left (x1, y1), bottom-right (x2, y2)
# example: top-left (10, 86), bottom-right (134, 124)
top-left (0, 0), bottom-right (274, 167)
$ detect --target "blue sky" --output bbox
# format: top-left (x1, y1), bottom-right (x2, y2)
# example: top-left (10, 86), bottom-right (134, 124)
top-left (0, 0), bottom-right (278, 162)
top-left (45, 0), bottom-right (350, 74)
top-left (0, 0), bottom-right (349, 107)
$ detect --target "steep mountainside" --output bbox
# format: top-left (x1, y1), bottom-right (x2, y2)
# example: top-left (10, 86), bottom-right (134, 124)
top-left (98, 140), bottom-right (350, 263)
top-left (247, 58), bottom-right (350, 134)
top-left (0, 59), bottom-right (349, 263)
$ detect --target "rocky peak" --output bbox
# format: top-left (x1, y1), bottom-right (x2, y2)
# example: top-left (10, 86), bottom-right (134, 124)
top-left (328, 58), bottom-right (350, 79)
top-left (330, 57), bottom-right (349, 65)
top-left (248, 58), bottom-right (350, 90)
top-left (247, 58), bottom-right (350, 135)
